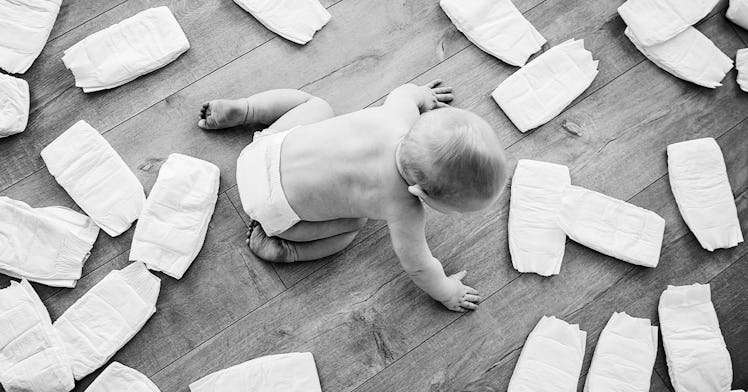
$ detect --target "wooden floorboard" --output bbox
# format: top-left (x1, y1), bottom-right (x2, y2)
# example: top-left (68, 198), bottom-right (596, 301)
top-left (0, 0), bottom-right (746, 391)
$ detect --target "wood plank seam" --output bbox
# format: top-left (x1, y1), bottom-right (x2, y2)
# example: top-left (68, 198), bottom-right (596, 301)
top-left (48, 0), bottom-right (130, 42)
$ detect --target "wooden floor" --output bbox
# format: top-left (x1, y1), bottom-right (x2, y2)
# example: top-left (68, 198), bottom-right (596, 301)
top-left (1, 0), bottom-right (747, 390)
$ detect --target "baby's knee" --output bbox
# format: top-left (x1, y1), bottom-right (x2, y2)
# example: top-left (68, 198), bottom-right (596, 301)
top-left (306, 96), bottom-right (334, 118)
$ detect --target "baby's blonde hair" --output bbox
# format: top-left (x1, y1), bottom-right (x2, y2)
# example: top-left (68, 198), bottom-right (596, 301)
top-left (398, 107), bottom-right (507, 206)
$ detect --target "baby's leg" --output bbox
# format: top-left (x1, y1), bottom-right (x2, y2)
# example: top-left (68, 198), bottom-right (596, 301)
top-left (247, 220), bottom-right (363, 262)
top-left (198, 89), bottom-right (333, 130)
top-left (277, 218), bottom-right (367, 242)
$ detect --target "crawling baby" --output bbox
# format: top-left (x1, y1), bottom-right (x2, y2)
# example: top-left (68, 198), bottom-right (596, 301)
top-left (198, 81), bottom-right (507, 312)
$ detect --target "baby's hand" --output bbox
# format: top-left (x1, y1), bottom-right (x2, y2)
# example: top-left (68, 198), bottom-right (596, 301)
top-left (419, 79), bottom-right (454, 112)
top-left (440, 270), bottom-right (481, 312)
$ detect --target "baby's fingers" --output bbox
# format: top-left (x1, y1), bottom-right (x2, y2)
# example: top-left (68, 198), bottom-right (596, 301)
top-left (424, 79), bottom-right (443, 88)
top-left (432, 86), bottom-right (452, 94)
top-left (464, 294), bottom-right (481, 304)
top-left (465, 285), bottom-right (479, 295)
top-left (450, 270), bottom-right (468, 281)
top-left (460, 301), bottom-right (478, 311)
top-left (435, 93), bottom-right (454, 103)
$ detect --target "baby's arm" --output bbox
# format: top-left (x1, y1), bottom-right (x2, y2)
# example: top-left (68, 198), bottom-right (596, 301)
top-left (387, 206), bottom-right (481, 312)
top-left (382, 80), bottom-right (454, 127)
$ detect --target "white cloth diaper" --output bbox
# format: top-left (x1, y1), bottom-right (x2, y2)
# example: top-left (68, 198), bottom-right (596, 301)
top-left (617, 0), bottom-right (719, 46)
top-left (558, 185), bottom-right (665, 268)
top-left (0, 279), bottom-right (74, 392)
top-left (130, 153), bottom-right (220, 279)
top-left (508, 316), bottom-right (586, 392)
top-left (667, 138), bottom-right (743, 251)
top-left (62, 7), bottom-right (190, 93)
top-left (625, 27), bottom-right (733, 88)
top-left (440, 0), bottom-right (546, 66)
top-left (508, 160), bottom-right (570, 276)
top-left (53, 262), bottom-right (160, 380)
top-left (0, 0), bottom-right (62, 74)
top-left (584, 312), bottom-right (658, 392)
top-left (728, 0), bottom-right (748, 29)
top-left (232, 0), bottom-right (331, 45)
top-left (41, 120), bottom-right (146, 237)
top-left (0, 197), bottom-right (99, 288)
top-left (85, 362), bottom-right (160, 392)
top-left (737, 49), bottom-right (748, 92)
top-left (659, 284), bottom-right (733, 392)
top-left (0, 74), bottom-right (30, 138)
top-left (189, 352), bottom-right (322, 392)
top-left (492, 39), bottom-right (598, 132)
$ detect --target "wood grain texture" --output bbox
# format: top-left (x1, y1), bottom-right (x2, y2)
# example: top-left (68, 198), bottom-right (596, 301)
top-left (0, 0), bottom-right (746, 391)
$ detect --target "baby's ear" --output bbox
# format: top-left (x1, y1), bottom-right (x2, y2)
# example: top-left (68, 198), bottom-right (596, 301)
top-left (408, 184), bottom-right (428, 199)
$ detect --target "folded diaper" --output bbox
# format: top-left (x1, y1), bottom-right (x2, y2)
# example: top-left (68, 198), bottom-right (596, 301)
top-left (508, 160), bottom-right (570, 276)
top-left (728, 0), bottom-right (748, 29)
top-left (233, 0), bottom-right (331, 45)
top-left (53, 262), bottom-right (160, 380)
top-left (737, 49), bottom-right (748, 92)
top-left (0, 74), bottom-right (30, 138)
top-left (189, 352), bottom-right (322, 392)
top-left (41, 120), bottom-right (146, 237)
top-left (617, 0), bottom-right (719, 46)
top-left (625, 27), bottom-right (733, 88)
top-left (130, 153), bottom-right (220, 279)
top-left (85, 362), bottom-right (160, 392)
top-left (0, 0), bottom-right (62, 74)
top-left (584, 312), bottom-right (658, 392)
top-left (492, 39), bottom-right (599, 132)
top-left (659, 284), bottom-right (733, 392)
top-left (558, 185), bottom-right (665, 268)
top-left (0, 197), bottom-right (99, 288)
top-left (0, 279), bottom-right (74, 392)
top-left (667, 138), bottom-right (744, 251)
top-left (440, 0), bottom-right (546, 66)
top-left (507, 316), bottom-right (586, 392)
top-left (62, 7), bottom-right (190, 93)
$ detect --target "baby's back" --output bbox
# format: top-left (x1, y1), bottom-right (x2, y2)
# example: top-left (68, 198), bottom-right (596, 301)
top-left (280, 107), bottom-right (409, 221)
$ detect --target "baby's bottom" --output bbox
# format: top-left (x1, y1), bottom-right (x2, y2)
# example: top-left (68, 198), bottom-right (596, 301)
top-left (236, 90), bottom-right (365, 262)
top-left (248, 218), bottom-right (367, 263)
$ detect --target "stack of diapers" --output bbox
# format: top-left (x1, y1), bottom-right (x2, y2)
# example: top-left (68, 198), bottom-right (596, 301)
top-left (130, 153), bottom-right (220, 279)
top-left (727, 0), bottom-right (748, 29)
top-left (62, 7), bottom-right (190, 93)
top-left (667, 138), bottom-right (744, 251)
top-left (0, 74), bottom-right (30, 138)
top-left (508, 160), bottom-right (570, 276)
top-left (507, 316), bottom-right (586, 391)
top-left (617, 0), bottom-right (719, 45)
top-left (558, 185), bottom-right (665, 268)
top-left (659, 284), bottom-right (734, 392)
top-left (189, 352), bottom-right (322, 392)
top-left (42, 120), bottom-right (145, 237)
top-left (0, 279), bottom-right (73, 392)
top-left (85, 362), bottom-right (160, 392)
top-left (624, 27), bottom-right (733, 88)
top-left (0, 0), bottom-right (62, 74)
top-left (737, 49), bottom-right (748, 92)
top-left (233, 0), bottom-right (331, 45)
top-left (584, 312), bottom-right (658, 392)
top-left (618, 0), bottom-right (732, 88)
top-left (0, 197), bottom-right (99, 288)
top-left (53, 262), bottom-right (160, 380)
top-left (492, 39), bottom-right (598, 132)
top-left (439, 0), bottom-right (546, 66)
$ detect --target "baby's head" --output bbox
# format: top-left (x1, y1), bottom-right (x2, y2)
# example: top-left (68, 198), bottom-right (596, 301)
top-left (396, 107), bottom-right (507, 213)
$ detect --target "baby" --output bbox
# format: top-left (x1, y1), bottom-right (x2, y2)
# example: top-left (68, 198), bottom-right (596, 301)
top-left (198, 81), bottom-right (507, 312)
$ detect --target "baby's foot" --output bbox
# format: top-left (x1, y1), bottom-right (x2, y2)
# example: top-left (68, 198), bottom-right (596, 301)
top-left (198, 99), bottom-right (249, 129)
top-left (246, 221), bottom-right (297, 263)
